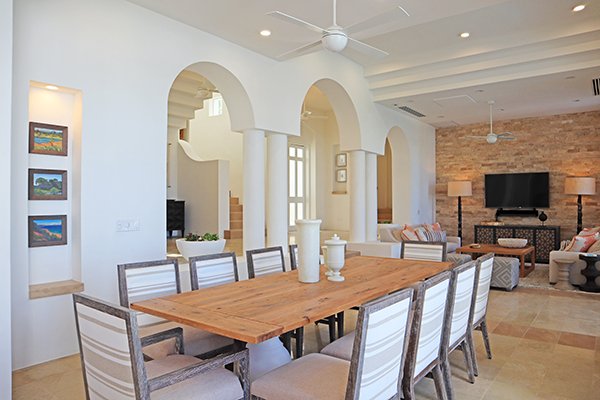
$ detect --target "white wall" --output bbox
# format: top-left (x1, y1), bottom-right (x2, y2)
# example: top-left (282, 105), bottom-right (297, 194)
top-left (10, 0), bottom-right (437, 369)
top-left (1, 0), bottom-right (12, 394)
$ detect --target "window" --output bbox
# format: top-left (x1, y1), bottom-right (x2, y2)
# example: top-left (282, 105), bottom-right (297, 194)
top-left (208, 96), bottom-right (223, 117)
top-left (289, 144), bottom-right (306, 227)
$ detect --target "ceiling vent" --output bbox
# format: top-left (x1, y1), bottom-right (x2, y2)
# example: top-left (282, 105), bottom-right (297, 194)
top-left (593, 78), bottom-right (600, 96)
top-left (397, 105), bottom-right (426, 117)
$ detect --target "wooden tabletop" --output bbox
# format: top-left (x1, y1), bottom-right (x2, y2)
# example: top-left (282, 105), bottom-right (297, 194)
top-left (132, 256), bottom-right (452, 344)
top-left (457, 244), bottom-right (534, 256)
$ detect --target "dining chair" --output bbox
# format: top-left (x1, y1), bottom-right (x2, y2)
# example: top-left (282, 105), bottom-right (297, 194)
top-left (252, 288), bottom-right (414, 400)
top-left (189, 252), bottom-right (239, 290)
top-left (469, 253), bottom-right (495, 376)
top-left (440, 260), bottom-right (478, 399)
top-left (401, 241), bottom-right (447, 262)
top-left (247, 246), bottom-right (304, 358)
top-left (290, 243), bottom-right (343, 343)
top-left (403, 270), bottom-right (453, 400)
top-left (117, 259), bottom-right (233, 360)
top-left (72, 293), bottom-right (249, 400)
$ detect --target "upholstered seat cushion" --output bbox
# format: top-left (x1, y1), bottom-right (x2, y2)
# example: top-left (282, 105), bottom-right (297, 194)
top-left (319, 331), bottom-right (354, 361)
top-left (447, 253), bottom-right (472, 267)
top-left (140, 321), bottom-right (233, 359)
top-left (491, 257), bottom-right (520, 291)
top-left (252, 353), bottom-right (350, 400)
top-left (146, 354), bottom-right (243, 400)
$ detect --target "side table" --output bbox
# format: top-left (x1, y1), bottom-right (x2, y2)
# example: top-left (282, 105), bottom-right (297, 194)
top-left (578, 253), bottom-right (600, 293)
top-left (553, 259), bottom-right (575, 290)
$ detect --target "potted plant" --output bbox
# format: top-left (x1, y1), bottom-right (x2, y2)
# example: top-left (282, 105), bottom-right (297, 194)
top-left (175, 232), bottom-right (226, 260)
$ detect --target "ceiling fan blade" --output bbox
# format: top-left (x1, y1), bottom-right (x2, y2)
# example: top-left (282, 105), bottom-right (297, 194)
top-left (267, 11), bottom-right (327, 34)
top-left (345, 5), bottom-right (409, 35)
top-left (464, 136), bottom-right (487, 140)
top-left (347, 36), bottom-right (389, 58)
top-left (499, 136), bottom-right (516, 141)
top-left (276, 40), bottom-right (322, 60)
top-left (497, 131), bottom-right (513, 137)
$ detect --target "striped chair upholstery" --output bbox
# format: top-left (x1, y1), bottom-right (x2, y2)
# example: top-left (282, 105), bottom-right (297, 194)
top-left (289, 244), bottom-right (298, 270)
top-left (441, 260), bottom-right (478, 399)
top-left (251, 288), bottom-right (414, 400)
top-left (469, 253), bottom-right (494, 375)
top-left (401, 241), bottom-right (447, 262)
top-left (73, 293), bottom-right (249, 400)
top-left (246, 246), bottom-right (286, 278)
top-left (403, 271), bottom-right (452, 400)
top-left (189, 252), bottom-right (239, 290)
top-left (118, 259), bottom-right (233, 360)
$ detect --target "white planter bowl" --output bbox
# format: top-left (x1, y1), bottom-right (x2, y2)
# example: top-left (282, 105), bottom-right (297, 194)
top-left (175, 238), bottom-right (226, 260)
top-left (498, 238), bottom-right (528, 248)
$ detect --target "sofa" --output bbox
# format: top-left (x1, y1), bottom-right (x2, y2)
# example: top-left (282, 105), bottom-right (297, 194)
top-left (549, 250), bottom-right (600, 285)
top-left (346, 223), bottom-right (461, 259)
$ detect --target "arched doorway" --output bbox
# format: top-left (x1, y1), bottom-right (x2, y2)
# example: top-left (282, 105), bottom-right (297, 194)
top-left (377, 138), bottom-right (393, 223)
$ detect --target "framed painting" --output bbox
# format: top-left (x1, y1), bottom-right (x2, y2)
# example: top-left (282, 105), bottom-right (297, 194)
top-left (28, 215), bottom-right (67, 247)
top-left (29, 122), bottom-right (68, 156)
top-left (336, 152), bottom-right (347, 167)
top-left (28, 169), bottom-right (67, 200)
top-left (336, 168), bottom-right (347, 183)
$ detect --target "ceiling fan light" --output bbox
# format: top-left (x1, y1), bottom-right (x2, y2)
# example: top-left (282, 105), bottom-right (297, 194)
top-left (486, 134), bottom-right (498, 144)
top-left (322, 32), bottom-right (348, 52)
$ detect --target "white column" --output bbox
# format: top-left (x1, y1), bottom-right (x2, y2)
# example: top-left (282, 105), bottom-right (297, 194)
top-left (349, 150), bottom-right (366, 242)
top-left (266, 133), bottom-right (288, 249)
top-left (365, 152), bottom-right (378, 241)
top-left (243, 129), bottom-right (265, 251)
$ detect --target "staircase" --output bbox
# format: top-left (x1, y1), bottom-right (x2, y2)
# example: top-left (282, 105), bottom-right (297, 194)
top-left (224, 197), bottom-right (243, 239)
top-left (377, 208), bottom-right (392, 223)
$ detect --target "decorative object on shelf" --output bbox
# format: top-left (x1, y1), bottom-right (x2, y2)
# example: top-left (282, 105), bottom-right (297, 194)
top-left (447, 180), bottom-right (472, 239)
top-left (29, 122), bottom-right (68, 156)
top-left (175, 232), bottom-right (226, 260)
top-left (564, 176), bottom-right (596, 233)
top-left (28, 215), bottom-right (67, 247)
top-left (324, 234), bottom-right (347, 282)
top-left (538, 211), bottom-right (547, 225)
top-left (295, 219), bottom-right (322, 283)
top-left (335, 152), bottom-right (347, 167)
top-left (498, 238), bottom-right (528, 248)
top-left (469, 243), bottom-right (481, 249)
top-left (336, 168), bottom-right (347, 183)
top-left (28, 169), bottom-right (67, 200)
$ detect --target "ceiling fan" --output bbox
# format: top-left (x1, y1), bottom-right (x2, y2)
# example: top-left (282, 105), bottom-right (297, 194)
top-left (466, 101), bottom-right (515, 144)
top-left (268, 0), bottom-right (404, 59)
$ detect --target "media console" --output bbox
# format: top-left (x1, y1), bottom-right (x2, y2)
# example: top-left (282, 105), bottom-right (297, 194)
top-left (474, 224), bottom-right (560, 264)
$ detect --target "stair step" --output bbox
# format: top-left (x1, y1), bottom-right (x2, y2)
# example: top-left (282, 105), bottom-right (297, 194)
top-left (230, 220), bottom-right (243, 229)
top-left (224, 229), bottom-right (243, 239)
top-left (230, 204), bottom-right (243, 212)
top-left (230, 197), bottom-right (239, 205)
top-left (230, 212), bottom-right (243, 220)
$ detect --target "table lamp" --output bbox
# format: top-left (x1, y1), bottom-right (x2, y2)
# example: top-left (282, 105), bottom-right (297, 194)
top-left (448, 181), bottom-right (472, 239)
top-left (565, 176), bottom-right (596, 233)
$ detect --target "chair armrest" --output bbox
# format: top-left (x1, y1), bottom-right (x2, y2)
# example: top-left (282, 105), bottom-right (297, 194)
top-left (141, 327), bottom-right (184, 355)
top-left (148, 348), bottom-right (250, 397)
top-left (446, 236), bottom-right (461, 246)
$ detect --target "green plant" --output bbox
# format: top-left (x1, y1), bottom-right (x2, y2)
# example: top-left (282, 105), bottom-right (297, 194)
top-left (184, 232), bottom-right (220, 241)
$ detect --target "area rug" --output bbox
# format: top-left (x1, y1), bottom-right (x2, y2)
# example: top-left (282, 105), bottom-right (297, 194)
top-left (518, 263), bottom-right (600, 296)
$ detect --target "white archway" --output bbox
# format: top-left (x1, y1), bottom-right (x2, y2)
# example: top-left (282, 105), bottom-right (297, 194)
top-left (387, 126), bottom-right (414, 224)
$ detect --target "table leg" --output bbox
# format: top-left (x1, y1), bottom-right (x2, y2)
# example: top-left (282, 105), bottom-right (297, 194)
top-left (531, 248), bottom-right (536, 272)
top-left (337, 312), bottom-right (345, 339)
top-left (519, 255), bottom-right (525, 277)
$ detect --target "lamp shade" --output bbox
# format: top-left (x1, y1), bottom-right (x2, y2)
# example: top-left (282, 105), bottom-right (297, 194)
top-left (448, 181), bottom-right (472, 197)
top-left (565, 177), bottom-right (596, 195)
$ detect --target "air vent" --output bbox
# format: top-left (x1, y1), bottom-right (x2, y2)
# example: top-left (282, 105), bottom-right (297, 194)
top-left (593, 78), bottom-right (600, 96)
top-left (397, 105), bottom-right (426, 117)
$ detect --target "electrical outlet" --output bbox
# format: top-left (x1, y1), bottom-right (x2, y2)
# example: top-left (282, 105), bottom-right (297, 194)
top-left (116, 219), bottom-right (140, 232)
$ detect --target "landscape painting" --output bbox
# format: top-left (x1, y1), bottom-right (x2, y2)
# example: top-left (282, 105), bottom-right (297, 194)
top-left (28, 215), bottom-right (67, 247)
top-left (29, 122), bottom-right (68, 156)
top-left (28, 169), bottom-right (67, 200)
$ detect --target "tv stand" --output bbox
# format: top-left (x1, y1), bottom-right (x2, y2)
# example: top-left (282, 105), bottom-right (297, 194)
top-left (495, 208), bottom-right (539, 220)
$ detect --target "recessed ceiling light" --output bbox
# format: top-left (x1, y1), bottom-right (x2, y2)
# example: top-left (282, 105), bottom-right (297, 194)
top-left (260, 30), bottom-right (271, 37)
top-left (459, 32), bottom-right (470, 38)
top-left (572, 4), bottom-right (586, 12)
top-left (45, 85), bottom-right (59, 90)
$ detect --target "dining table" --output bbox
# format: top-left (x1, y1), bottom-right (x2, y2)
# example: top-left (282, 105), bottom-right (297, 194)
top-left (131, 255), bottom-right (453, 349)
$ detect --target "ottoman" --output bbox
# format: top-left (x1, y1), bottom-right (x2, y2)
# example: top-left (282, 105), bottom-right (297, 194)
top-left (491, 256), bottom-right (520, 291)
top-left (447, 253), bottom-right (473, 267)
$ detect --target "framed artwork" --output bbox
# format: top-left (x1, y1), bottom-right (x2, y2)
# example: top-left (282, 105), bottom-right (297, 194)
top-left (28, 215), bottom-right (67, 247)
top-left (336, 152), bottom-right (347, 167)
top-left (29, 122), bottom-right (68, 156)
top-left (28, 169), bottom-right (67, 200)
top-left (336, 168), bottom-right (347, 183)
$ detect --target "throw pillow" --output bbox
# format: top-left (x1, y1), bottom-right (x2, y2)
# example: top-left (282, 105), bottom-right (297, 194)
top-left (424, 228), bottom-right (445, 242)
top-left (565, 232), bottom-right (600, 252)
top-left (587, 239), bottom-right (600, 254)
top-left (578, 226), bottom-right (600, 236)
top-left (390, 229), bottom-right (404, 242)
top-left (414, 226), bottom-right (428, 241)
top-left (399, 227), bottom-right (419, 241)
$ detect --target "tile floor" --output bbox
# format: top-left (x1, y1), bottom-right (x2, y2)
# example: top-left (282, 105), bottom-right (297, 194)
top-left (12, 241), bottom-right (600, 399)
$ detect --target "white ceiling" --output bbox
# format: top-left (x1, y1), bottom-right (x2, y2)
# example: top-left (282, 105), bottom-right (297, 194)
top-left (128, 0), bottom-right (600, 125)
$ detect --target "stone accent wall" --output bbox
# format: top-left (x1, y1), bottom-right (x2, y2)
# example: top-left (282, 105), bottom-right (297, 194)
top-left (436, 111), bottom-right (600, 244)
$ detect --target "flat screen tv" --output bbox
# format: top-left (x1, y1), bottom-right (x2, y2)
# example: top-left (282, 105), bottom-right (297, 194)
top-left (485, 172), bottom-right (549, 208)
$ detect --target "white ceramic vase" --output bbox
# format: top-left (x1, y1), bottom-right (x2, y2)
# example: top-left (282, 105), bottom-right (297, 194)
top-left (325, 234), bottom-right (347, 282)
top-left (295, 219), bottom-right (322, 283)
top-left (175, 238), bottom-right (226, 260)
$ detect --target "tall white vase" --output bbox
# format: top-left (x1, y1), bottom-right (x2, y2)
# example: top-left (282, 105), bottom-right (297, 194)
top-left (295, 219), bottom-right (322, 283)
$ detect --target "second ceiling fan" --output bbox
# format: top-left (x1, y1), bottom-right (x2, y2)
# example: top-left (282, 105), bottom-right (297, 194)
top-left (466, 101), bottom-right (515, 144)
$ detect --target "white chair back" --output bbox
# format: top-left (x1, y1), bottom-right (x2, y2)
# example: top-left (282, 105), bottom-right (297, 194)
top-left (401, 241), bottom-right (447, 262)
top-left (448, 261), bottom-right (477, 347)
top-left (189, 252), bottom-right (238, 290)
top-left (246, 247), bottom-right (285, 278)
top-left (472, 254), bottom-right (494, 325)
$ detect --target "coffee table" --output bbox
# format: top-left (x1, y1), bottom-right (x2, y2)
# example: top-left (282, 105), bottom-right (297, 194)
top-left (457, 244), bottom-right (535, 277)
